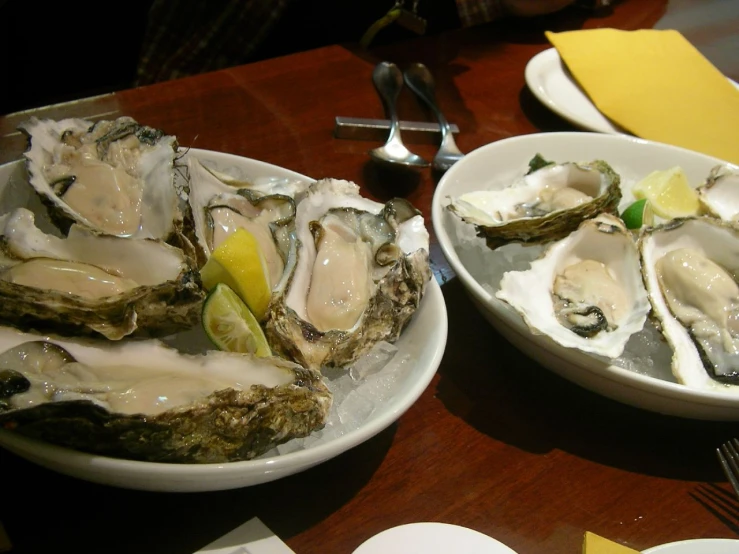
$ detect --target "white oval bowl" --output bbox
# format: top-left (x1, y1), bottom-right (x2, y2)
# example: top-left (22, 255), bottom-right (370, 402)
top-left (433, 132), bottom-right (739, 421)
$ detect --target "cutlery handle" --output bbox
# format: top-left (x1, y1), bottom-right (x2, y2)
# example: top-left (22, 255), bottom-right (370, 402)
top-left (403, 63), bottom-right (451, 140)
top-left (372, 61), bottom-right (404, 141)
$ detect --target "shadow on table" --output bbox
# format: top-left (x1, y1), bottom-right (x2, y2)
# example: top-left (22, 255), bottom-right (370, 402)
top-left (691, 483), bottom-right (739, 534)
top-left (362, 159), bottom-right (424, 200)
top-left (434, 276), bottom-right (739, 483)
top-left (0, 424), bottom-right (396, 554)
top-left (518, 85), bottom-right (581, 133)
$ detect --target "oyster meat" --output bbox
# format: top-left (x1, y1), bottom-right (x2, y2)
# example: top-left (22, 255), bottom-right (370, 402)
top-left (0, 207), bottom-right (204, 340)
top-left (447, 156), bottom-right (621, 249)
top-left (639, 216), bottom-right (739, 391)
top-left (265, 179), bottom-right (431, 370)
top-left (19, 116), bottom-right (183, 241)
top-left (0, 326), bottom-right (331, 463)
top-left (496, 213), bottom-right (650, 358)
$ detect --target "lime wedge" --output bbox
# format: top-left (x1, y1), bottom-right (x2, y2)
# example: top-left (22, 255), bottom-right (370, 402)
top-left (200, 228), bottom-right (272, 322)
top-left (620, 198), bottom-right (654, 229)
top-left (202, 283), bottom-right (272, 357)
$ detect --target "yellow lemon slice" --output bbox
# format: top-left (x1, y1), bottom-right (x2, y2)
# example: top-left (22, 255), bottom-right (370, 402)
top-left (631, 166), bottom-right (700, 220)
top-left (202, 283), bottom-right (272, 357)
top-left (199, 228), bottom-right (272, 322)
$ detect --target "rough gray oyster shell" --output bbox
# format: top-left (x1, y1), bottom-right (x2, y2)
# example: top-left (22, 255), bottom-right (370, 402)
top-left (496, 213), bottom-right (650, 359)
top-left (0, 207), bottom-right (204, 340)
top-left (638, 216), bottom-right (739, 392)
top-left (696, 165), bottom-right (739, 222)
top-left (447, 157), bottom-right (621, 249)
top-left (18, 116), bottom-right (185, 242)
top-left (0, 326), bottom-right (331, 463)
top-left (264, 179), bottom-right (431, 370)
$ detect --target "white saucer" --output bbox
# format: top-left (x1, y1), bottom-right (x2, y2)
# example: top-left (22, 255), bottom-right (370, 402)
top-left (644, 538), bottom-right (739, 553)
top-left (352, 523), bottom-right (518, 554)
top-left (524, 48), bottom-right (739, 135)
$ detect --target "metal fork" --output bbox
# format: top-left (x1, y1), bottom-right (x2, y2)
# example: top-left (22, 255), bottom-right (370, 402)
top-left (717, 438), bottom-right (739, 498)
top-left (403, 63), bottom-right (465, 173)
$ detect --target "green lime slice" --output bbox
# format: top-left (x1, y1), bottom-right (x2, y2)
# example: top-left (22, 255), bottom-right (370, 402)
top-left (202, 283), bottom-right (272, 357)
top-left (620, 198), bottom-right (654, 230)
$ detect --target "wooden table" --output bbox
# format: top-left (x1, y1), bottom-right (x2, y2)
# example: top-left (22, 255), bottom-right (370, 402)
top-left (2, 1), bottom-right (738, 553)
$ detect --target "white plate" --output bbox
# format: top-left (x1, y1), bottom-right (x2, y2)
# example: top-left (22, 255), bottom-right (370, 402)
top-left (525, 48), bottom-right (739, 135)
top-left (433, 132), bottom-right (739, 421)
top-left (353, 523), bottom-right (518, 554)
top-left (644, 538), bottom-right (739, 553)
top-left (0, 149), bottom-right (447, 492)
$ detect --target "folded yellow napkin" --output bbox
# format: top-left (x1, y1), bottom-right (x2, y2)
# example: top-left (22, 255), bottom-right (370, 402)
top-left (582, 531), bottom-right (639, 554)
top-left (545, 28), bottom-right (739, 165)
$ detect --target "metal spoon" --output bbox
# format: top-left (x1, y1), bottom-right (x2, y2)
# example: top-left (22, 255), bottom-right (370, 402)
top-left (403, 63), bottom-right (465, 172)
top-left (369, 61), bottom-right (430, 168)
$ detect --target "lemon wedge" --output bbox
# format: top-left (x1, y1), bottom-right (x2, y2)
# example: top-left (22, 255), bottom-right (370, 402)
top-left (202, 283), bottom-right (272, 357)
top-left (200, 228), bottom-right (272, 322)
top-left (631, 166), bottom-right (700, 220)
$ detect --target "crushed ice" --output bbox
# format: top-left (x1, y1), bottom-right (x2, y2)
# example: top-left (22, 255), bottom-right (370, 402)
top-left (442, 203), bottom-right (679, 385)
top-left (263, 340), bottom-right (415, 458)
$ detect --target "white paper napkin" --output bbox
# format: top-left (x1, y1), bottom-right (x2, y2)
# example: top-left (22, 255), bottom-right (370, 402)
top-left (195, 517), bottom-right (296, 554)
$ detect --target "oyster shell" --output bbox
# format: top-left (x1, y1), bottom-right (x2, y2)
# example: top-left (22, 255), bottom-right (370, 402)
top-left (0, 326), bottom-right (331, 463)
top-left (697, 165), bottom-right (739, 222)
top-left (187, 156), bottom-right (310, 283)
top-left (0, 207), bottom-right (204, 340)
top-left (496, 213), bottom-right (650, 358)
top-left (639, 216), bottom-right (739, 391)
top-left (264, 179), bottom-right (431, 370)
top-left (18, 116), bottom-right (183, 241)
top-left (447, 157), bottom-right (621, 249)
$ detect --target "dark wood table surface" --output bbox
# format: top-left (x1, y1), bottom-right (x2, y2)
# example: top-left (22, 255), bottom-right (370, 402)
top-left (2, 1), bottom-right (739, 553)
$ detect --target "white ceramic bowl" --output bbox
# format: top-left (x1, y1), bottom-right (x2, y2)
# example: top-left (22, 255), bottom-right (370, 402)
top-left (644, 538), bottom-right (739, 553)
top-left (0, 149), bottom-right (447, 491)
top-left (433, 132), bottom-right (739, 421)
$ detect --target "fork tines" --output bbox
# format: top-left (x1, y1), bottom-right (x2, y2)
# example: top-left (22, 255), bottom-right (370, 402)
top-left (717, 438), bottom-right (739, 499)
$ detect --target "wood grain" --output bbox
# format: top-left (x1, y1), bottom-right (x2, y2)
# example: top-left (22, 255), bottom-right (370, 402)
top-left (4, 2), bottom-right (738, 554)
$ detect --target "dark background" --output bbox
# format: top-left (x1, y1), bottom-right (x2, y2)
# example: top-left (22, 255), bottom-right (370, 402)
top-left (0, 0), bottom-right (462, 115)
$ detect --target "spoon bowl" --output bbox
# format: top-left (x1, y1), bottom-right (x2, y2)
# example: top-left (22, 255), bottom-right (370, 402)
top-left (369, 143), bottom-right (429, 168)
top-left (369, 62), bottom-right (430, 168)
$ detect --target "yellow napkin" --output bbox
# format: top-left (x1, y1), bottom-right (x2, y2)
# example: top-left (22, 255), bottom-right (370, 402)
top-left (545, 28), bottom-right (739, 165)
top-left (582, 531), bottom-right (639, 554)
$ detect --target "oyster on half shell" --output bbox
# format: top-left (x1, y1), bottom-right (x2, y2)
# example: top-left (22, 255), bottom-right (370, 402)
top-left (19, 116), bottom-right (183, 241)
top-left (639, 216), bottom-right (739, 391)
top-left (187, 156), bottom-right (311, 283)
top-left (696, 165), bottom-right (739, 222)
top-left (496, 213), bottom-right (650, 359)
top-left (0, 326), bottom-right (331, 463)
top-left (448, 157), bottom-right (621, 249)
top-left (264, 179), bottom-right (431, 371)
top-left (0, 208), bottom-right (204, 340)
